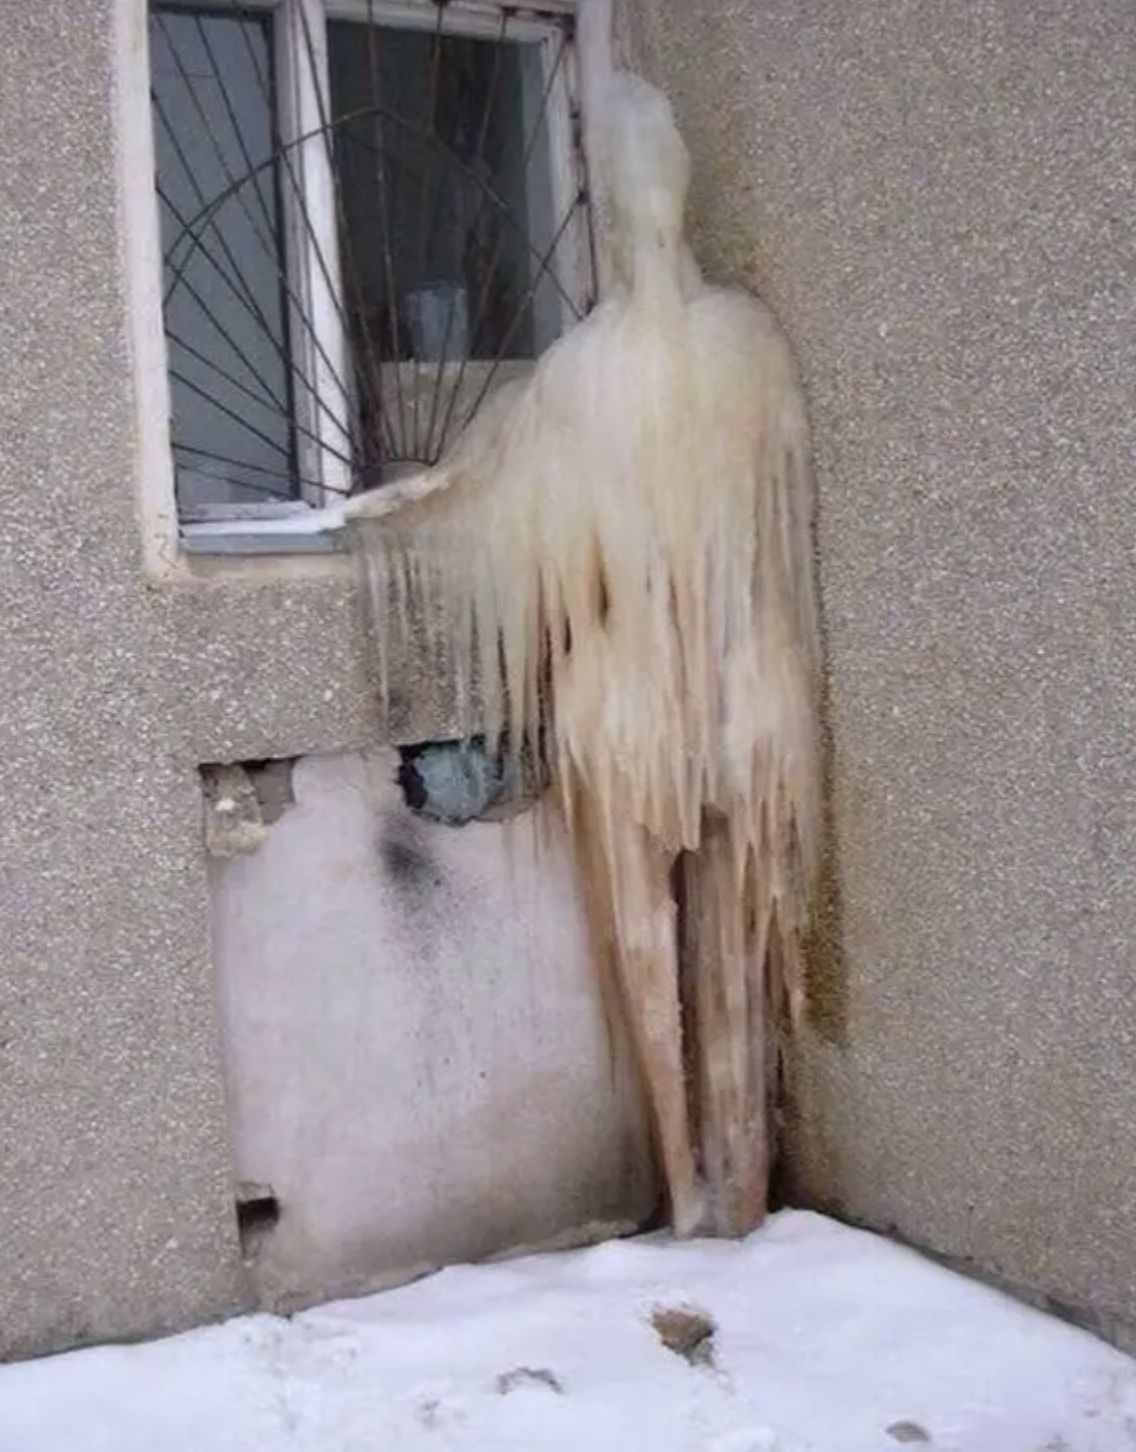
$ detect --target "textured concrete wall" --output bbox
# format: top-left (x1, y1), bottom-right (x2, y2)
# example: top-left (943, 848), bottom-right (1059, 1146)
top-left (6, 0), bottom-right (1135, 1366)
top-left (1, 3), bottom-right (233, 1357)
top-left (633, 0), bottom-right (1136, 1339)
top-left (0, 1), bottom-right (511, 1360)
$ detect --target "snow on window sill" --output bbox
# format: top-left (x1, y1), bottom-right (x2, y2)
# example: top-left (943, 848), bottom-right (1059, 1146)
top-left (179, 502), bottom-right (348, 556)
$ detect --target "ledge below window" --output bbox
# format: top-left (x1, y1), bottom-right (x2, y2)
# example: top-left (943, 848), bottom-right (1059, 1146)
top-left (179, 502), bottom-right (348, 556)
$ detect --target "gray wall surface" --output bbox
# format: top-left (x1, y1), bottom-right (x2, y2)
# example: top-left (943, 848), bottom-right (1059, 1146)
top-left (4, 0), bottom-right (1135, 1364)
top-left (0, 2), bottom-right (451, 1360)
top-left (0, 0), bottom-right (647, 1363)
top-left (630, 0), bottom-right (1136, 1344)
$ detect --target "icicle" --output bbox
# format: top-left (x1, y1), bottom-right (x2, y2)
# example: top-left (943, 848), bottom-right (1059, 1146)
top-left (343, 69), bottom-right (822, 1239)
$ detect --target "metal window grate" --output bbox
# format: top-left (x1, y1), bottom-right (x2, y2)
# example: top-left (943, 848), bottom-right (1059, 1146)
top-left (149, 0), bottom-right (594, 519)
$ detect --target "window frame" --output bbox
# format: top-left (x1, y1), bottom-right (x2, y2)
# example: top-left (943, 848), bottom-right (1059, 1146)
top-left (119, 0), bottom-right (594, 568)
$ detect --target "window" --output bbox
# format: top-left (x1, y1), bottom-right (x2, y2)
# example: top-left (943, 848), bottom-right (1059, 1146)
top-left (144, 0), bottom-right (593, 549)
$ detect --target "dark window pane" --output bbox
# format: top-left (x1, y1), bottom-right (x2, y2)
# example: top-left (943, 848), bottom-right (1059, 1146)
top-left (151, 5), bottom-right (296, 507)
top-left (327, 22), bottom-right (559, 369)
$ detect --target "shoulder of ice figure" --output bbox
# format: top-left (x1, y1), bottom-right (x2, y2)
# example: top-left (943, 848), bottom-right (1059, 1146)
top-left (690, 284), bottom-right (805, 388)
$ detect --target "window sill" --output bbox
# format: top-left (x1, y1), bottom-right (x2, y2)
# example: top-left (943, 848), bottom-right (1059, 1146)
top-left (180, 504), bottom-right (348, 557)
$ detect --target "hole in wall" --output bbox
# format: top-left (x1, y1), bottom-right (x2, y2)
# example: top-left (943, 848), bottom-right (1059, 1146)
top-left (238, 758), bottom-right (298, 825)
top-left (199, 758), bottom-right (298, 858)
top-left (235, 1182), bottom-right (281, 1262)
top-left (395, 737), bottom-right (510, 826)
top-left (394, 736), bottom-right (548, 827)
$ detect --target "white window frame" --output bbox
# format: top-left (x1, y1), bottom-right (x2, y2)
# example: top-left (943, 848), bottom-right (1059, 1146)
top-left (116, 0), bottom-right (596, 570)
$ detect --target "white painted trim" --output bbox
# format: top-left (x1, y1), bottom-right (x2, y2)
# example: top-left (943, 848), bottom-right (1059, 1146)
top-left (325, 0), bottom-right (565, 43)
top-left (186, 505), bottom-right (347, 535)
top-left (575, 0), bottom-right (615, 301)
top-left (278, 0), bottom-right (355, 505)
top-left (159, 0), bottom-right (576, 16)
top-left (537, 25), bottom-right (591, 329)
top-left (114, 0), bottom-right (184, 579)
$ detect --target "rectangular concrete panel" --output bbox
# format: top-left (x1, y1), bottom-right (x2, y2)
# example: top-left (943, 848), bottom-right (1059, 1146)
top-left (207, 750), bottom-right (655, 1309)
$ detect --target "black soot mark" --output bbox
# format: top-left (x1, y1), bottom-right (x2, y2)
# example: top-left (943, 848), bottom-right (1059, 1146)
top-left (378, 831), bottom-right (444, 892)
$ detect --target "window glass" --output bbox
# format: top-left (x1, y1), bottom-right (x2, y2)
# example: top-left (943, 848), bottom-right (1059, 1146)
top-left (150, 7), bottom-right (296, 508)
top-left (148, 2), bottom-right (582, 517)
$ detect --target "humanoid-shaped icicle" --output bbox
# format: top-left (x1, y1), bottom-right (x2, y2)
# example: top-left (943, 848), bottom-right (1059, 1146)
top-left (343, 70), bottom-right (822, 1238)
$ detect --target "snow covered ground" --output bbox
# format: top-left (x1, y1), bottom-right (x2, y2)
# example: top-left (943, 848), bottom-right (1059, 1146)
top-left (3, 1211), bottom-right (1135, 1452)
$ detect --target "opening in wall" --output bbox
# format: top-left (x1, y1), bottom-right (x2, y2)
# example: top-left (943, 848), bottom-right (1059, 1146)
top-left (144, 0), bottom-right (594, 553)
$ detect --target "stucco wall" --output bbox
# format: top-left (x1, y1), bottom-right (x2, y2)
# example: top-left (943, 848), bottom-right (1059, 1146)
top-left (632, 0), bottom-right (1136, 1343)
top-left (5, 0), bottom-right (1136, 1366)
top-left (0, 1), bottom-right (627, 1361)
